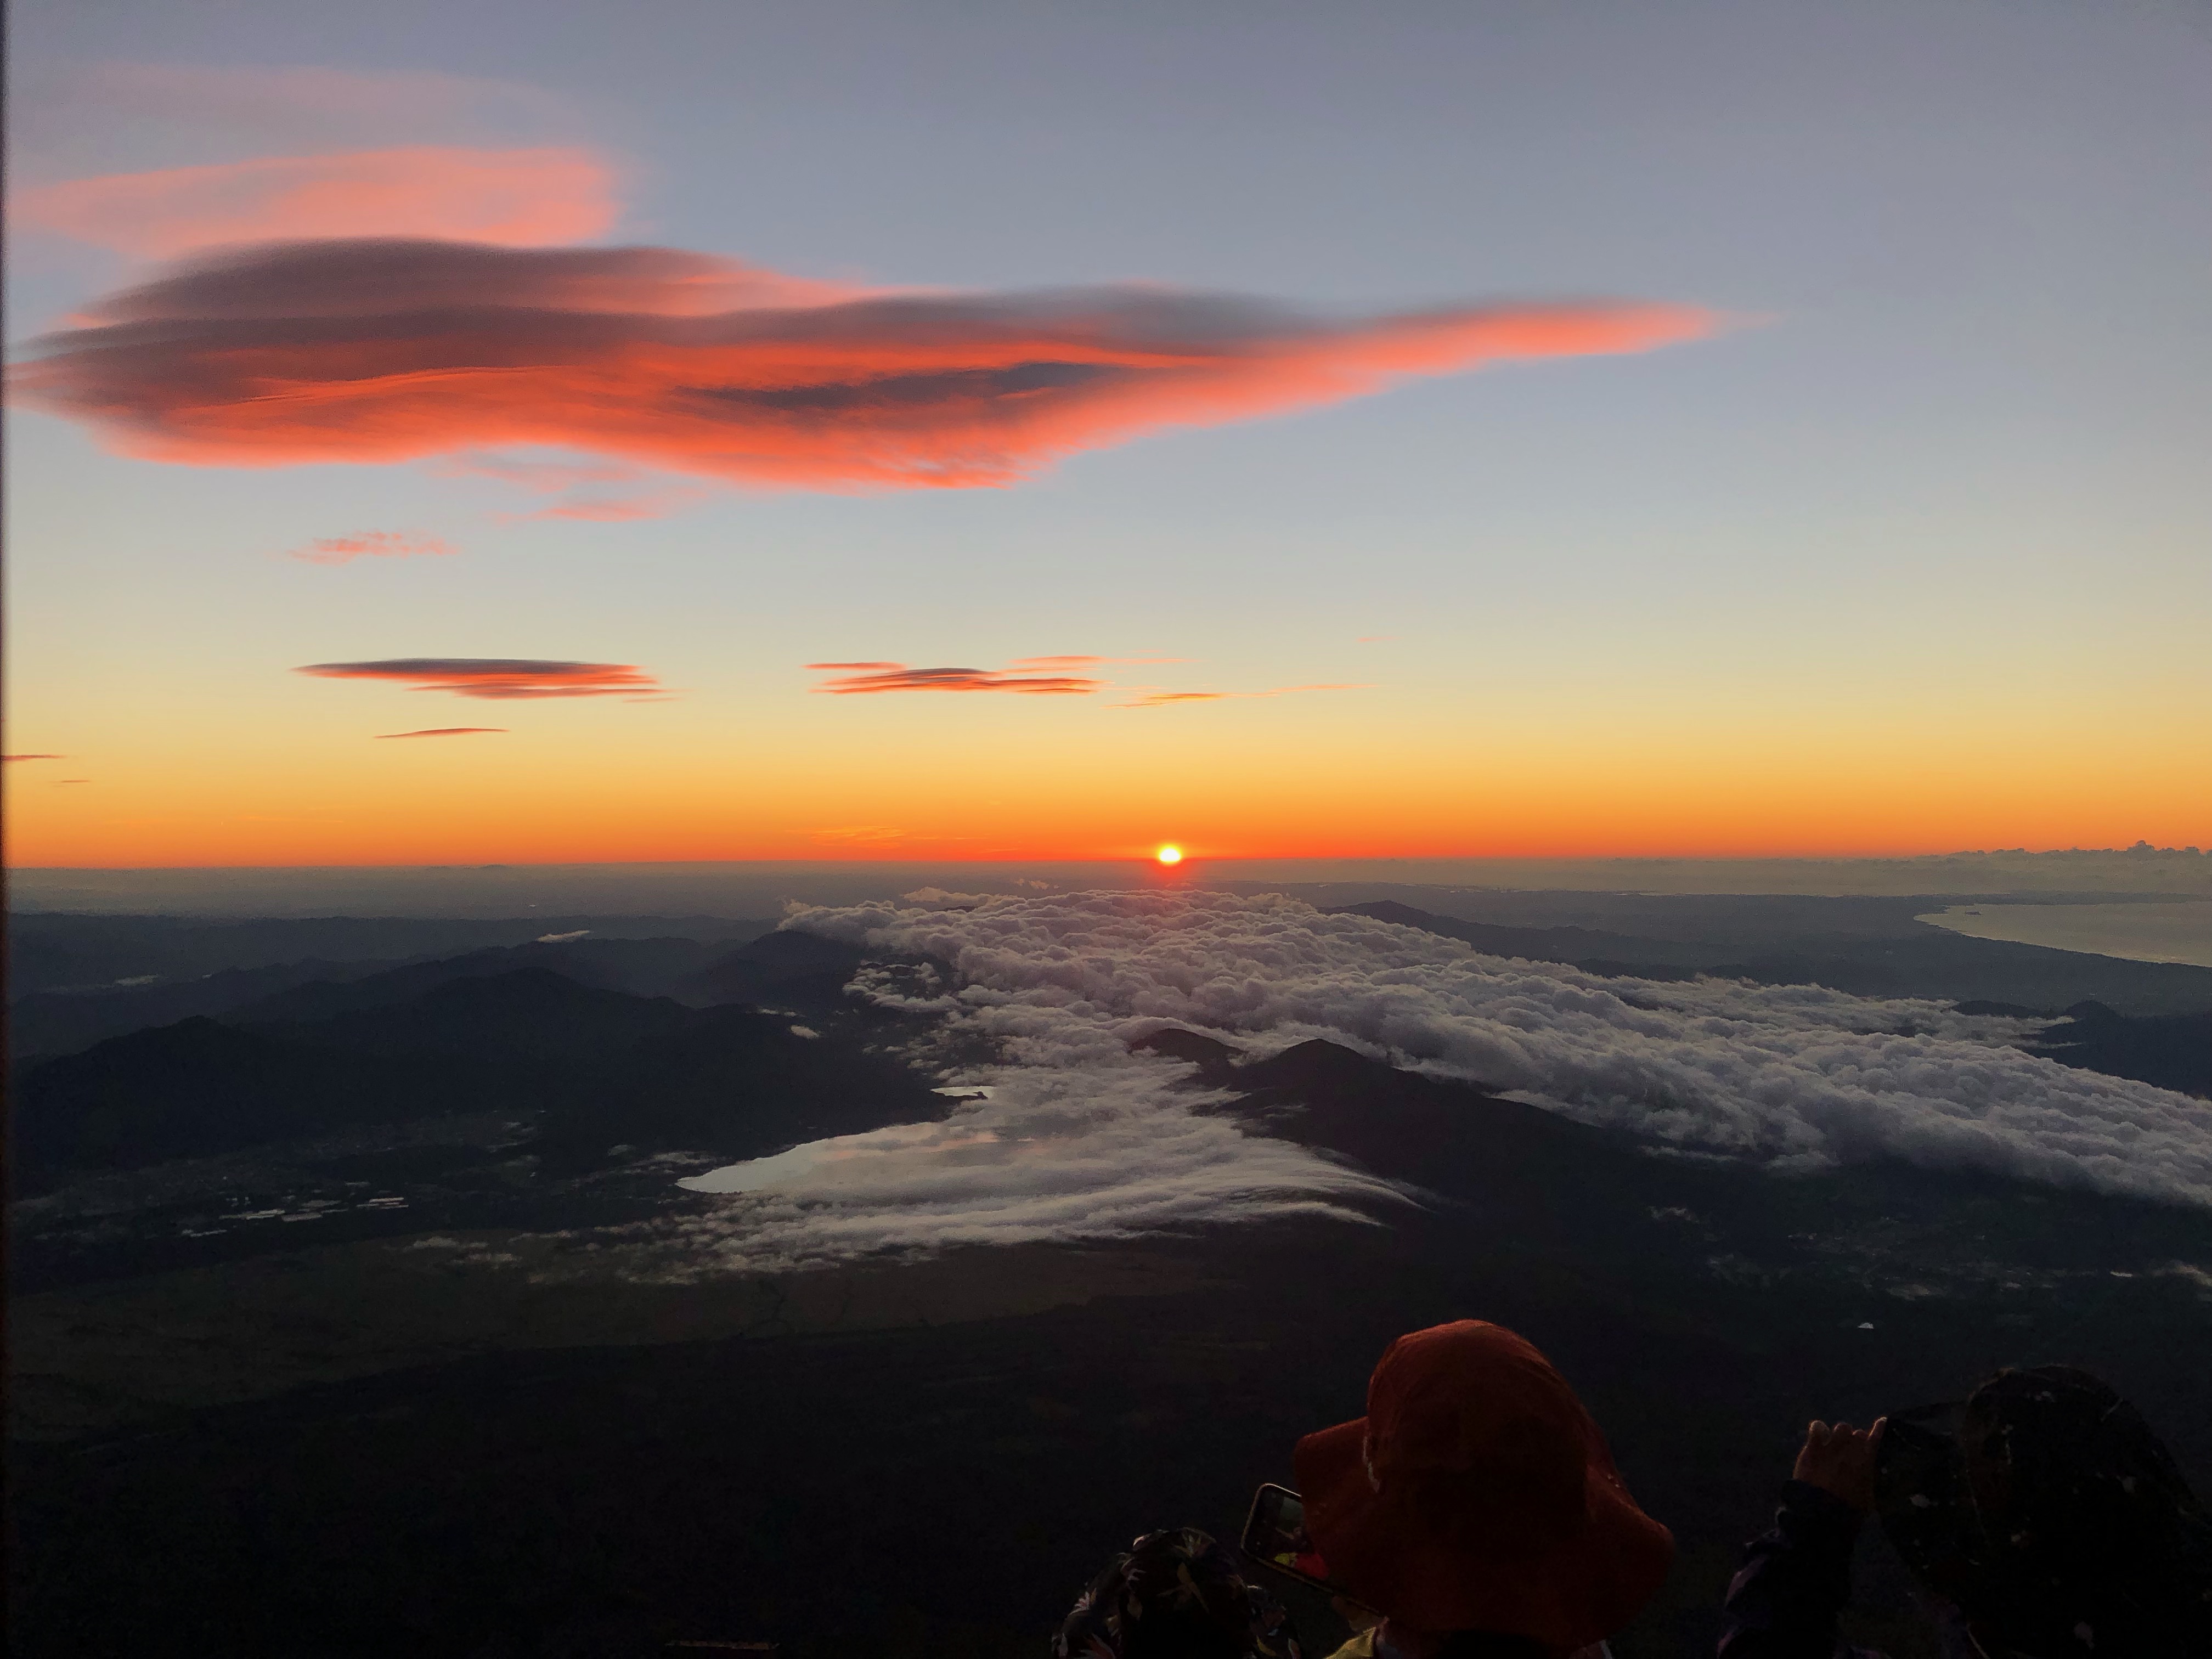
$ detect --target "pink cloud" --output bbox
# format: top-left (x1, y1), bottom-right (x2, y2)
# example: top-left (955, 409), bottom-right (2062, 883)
top-left (13, 148), bottom-right (618, 258)
top-left (297, 657), bottom-right (662, 699)
top-left (806, 663), bottom-right (1103, 696)
top-left (4, 753), bottom-right (65, 761)
top-left (287, 530), bottom-right (454, 565)
top-left (12, 238), bottom-right (1719, 491)
top-left (374, 726), bottom-right (507, 738)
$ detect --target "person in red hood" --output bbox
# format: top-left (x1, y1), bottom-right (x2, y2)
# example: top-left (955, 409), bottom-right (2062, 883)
top-left (1293, 1321), bottom-right (1675, 1659)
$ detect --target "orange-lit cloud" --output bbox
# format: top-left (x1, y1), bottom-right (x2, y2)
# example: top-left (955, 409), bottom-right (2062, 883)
top-left (806, 662), bottom-right (1104, 695)
top-left (1119, 682), bottom-right (1369, 708)
top-left (4, 753), bottom-right (65, 761)
top-left (287, 530), bottom-right (454, 565)
top-left (297, 658), bottom-right (661, 699)
top-left (13, 148), bottom-right (617, 258)
top-left (374, 726), bottom-right (507, 738)
top-left (12, 238), bottom-right (1718, 492)
top-left (433, 452), bottom-right (708, 521)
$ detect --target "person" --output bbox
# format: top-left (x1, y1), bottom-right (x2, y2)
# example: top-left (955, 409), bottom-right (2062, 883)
top-left (1291, 1319), bottom-right (1675, 1659)
top-left (1055, 1526), bottom-right (1303, 1659)
top-left (1717, 1365), bottom-right (2212, 1658)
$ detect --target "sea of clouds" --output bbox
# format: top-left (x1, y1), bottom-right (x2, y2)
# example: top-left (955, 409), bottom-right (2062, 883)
top-left (550, 890), bottom-right (2212, 1278)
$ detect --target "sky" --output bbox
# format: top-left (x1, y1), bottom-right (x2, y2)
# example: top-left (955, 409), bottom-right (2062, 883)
top-left (6, 0), bottom-right (2208, 867)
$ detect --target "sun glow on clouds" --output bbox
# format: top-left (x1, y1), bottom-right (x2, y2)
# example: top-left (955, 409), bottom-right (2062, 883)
top-left (806, 663), bottom-right (1104, 695)
top-left (11, 237), bottom-right (1717, 491)
top-left (14, 148), bottom-right (619, 258)
top-left (507, 891), bottom-right (2212, 1279)
top-left (802, 659), bottom-right (1369, 704)
top-left (296, 658), bottom-right (662, 699)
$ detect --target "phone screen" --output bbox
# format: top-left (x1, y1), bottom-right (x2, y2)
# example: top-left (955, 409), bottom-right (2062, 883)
top-left (1240, 1484), bottom-right (1350, 1600)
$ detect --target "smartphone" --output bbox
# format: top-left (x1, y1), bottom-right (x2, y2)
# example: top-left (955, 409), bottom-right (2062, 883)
top-left (1240, 1483), bottom-right (1370, 1609)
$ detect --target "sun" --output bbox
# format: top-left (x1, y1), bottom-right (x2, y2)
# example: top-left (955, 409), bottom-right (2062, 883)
top-left (1154, 844), bottom-right (1184, 866)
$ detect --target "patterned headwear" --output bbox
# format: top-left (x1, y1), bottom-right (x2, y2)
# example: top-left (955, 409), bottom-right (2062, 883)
top-left (1054, 1527), bottom-right (1302, 1659)
top-left (1876, 1367), bottom-right (2212, 1657)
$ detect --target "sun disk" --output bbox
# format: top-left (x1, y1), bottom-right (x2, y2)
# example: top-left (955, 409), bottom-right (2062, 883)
top-left (1155, 844), bottom-right (1183, 866)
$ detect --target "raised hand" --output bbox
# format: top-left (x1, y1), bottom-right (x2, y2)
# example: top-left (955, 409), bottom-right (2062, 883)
top-left (1791, 1417), bottom-right (1886, 1513)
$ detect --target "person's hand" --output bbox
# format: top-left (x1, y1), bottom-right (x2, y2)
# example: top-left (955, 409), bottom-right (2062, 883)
top-left (1792, 1417), bottom-right (1886, 1513)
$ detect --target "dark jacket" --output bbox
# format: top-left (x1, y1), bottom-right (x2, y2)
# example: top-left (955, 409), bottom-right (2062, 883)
top-left (1717, 1481), bottom-right (1976, 1659)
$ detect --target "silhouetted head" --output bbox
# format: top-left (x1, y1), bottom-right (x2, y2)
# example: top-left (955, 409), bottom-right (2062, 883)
top-left (1877, 1366), bottom-right (2212, 1657)
top-left (1054, 1527), bottom-right (1299, 1659)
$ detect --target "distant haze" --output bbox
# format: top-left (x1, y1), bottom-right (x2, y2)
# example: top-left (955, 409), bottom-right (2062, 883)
top-left (9, 847), bottom-right (2210, 918)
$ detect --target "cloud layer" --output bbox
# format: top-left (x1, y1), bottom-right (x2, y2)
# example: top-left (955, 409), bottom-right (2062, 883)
top-left (806, 662), bottom-right (1105, 695)
top-left (589, 891), bottom-right (2212, 1278)
top-left (296, 658), bottom-right (660, 699)
top-left (12, 237), bottom-right (1716, 490)
top-left (14, 148), bottom-right (617, 259)
top-left (373, 726), bottom-right (506, 738)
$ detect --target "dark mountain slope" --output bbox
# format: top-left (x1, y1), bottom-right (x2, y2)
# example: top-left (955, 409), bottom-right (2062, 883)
top-left (2032, 1002), bottom-right (2212, 1098)
top-left (531, 1005), bottom-right (948, 1172)
top-left (14, 958), bottom-right (943, 1193)
top-left (1336, 900), bottom-right (2212, 1015)
top-left (233, 936), bottom-right (733, 1024)
top-left (7, 957), bottom-right (404, 1062)
top-left (6, 913), bottom-right (772, 997)
top-left (10, 1019), bottom-right (482, 1187)
top-left (684, 929), bottom-right (873, 1009)
top-left (253, 968), bottom-right (698, 1066)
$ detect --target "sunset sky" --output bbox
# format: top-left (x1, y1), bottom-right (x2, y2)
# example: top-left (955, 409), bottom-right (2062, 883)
top-left (7, 0), bottom-right (2207, 867)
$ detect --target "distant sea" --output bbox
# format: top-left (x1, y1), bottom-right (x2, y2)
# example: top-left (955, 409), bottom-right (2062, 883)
top-left (1918, 900), bottom-right (2212, 968)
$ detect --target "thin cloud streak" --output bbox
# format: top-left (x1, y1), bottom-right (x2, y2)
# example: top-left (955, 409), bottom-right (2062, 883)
top-left (807, 663), bottom-right (1104, 695)
top-left (1118, 682), bottom-right (1369, 707)
top-left (12, 237), bottom-right (1720, 491)
top-left (3, 754), bottom-right (65, 761)
top-left (14, 148), bottom-right (618, 258)
top-left (508, 490), bottom-right (707, 522)
top-left (297, 657), bottom-right (661, 699)
top-left (373, 726), bottom-right (508, 738)
top-left (286, 530), bottom-right (454, 565)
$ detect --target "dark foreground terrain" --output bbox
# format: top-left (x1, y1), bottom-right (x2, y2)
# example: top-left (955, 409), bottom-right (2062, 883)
top-left (9, 901), bottom-right (2212, 1658)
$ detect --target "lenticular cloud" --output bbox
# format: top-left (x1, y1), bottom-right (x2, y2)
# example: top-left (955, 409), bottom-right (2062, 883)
top-left (10, 237), bottom-right (1715, 490)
